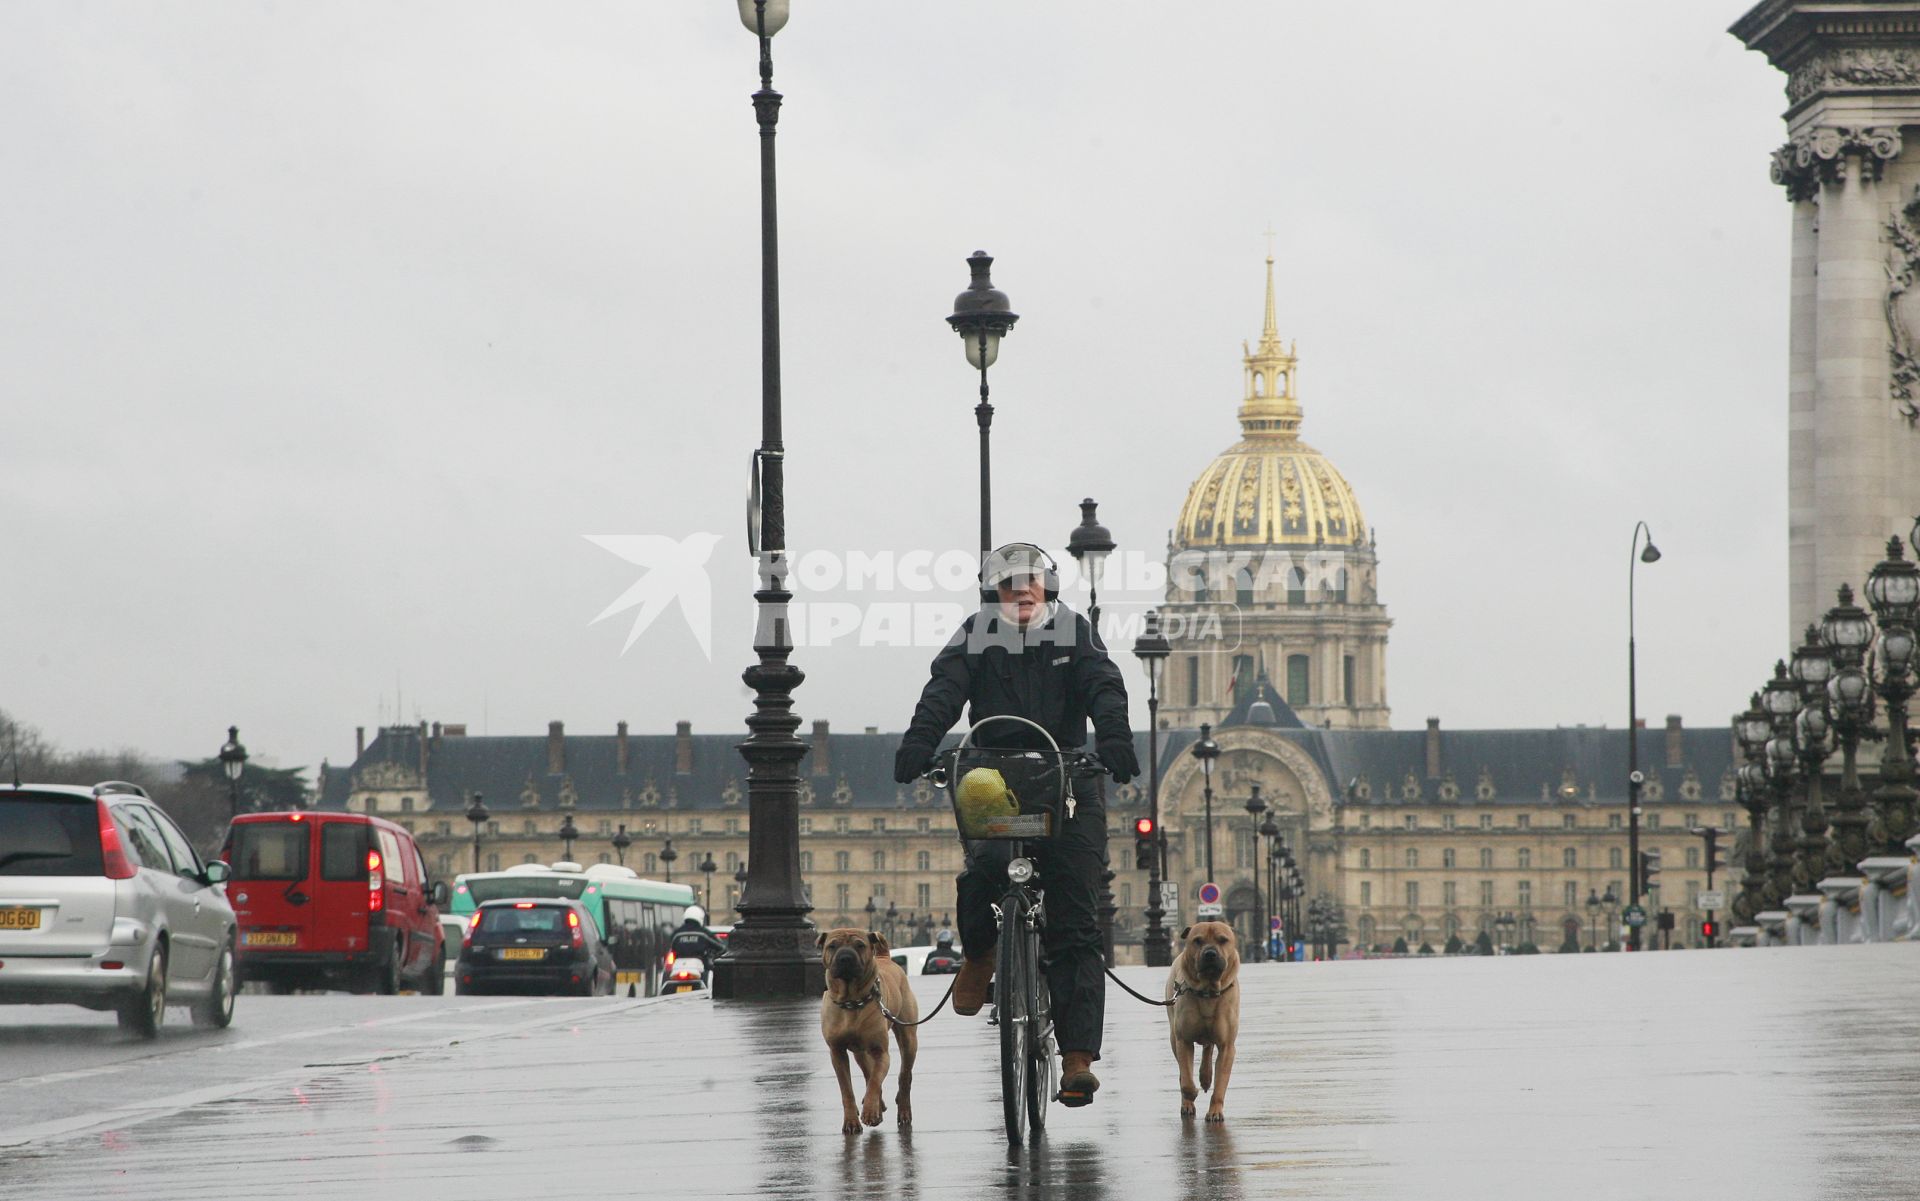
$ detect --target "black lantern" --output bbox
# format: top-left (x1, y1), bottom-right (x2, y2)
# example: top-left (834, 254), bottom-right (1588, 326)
top-left (466, 792), bottom-right (490, 875)
top-left (660, 836), bottom-right (678, 883)
top-left (947, 250), bottom-right (1020, 555)
top-left (218, 726), bottom-right (249, 820)
top-left (558, 812), bottom-right (579, 862)
top-left (611, 823), bottom-right (632, 867)
top-left (1066, 498), bottom-right (1116, 632)
top-left (1865, 537), bottom-right (1920, 629)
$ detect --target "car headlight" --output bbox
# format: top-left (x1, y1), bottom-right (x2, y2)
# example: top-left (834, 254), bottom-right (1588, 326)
top-left (1007, 857), bottom-right (1035, 885)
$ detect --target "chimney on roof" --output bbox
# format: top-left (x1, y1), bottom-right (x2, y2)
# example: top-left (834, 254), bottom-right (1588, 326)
top-left (864, 726), bottom-right (878, 736)
top-left (443, 724), bottom-right (466, 737)
top-left (676, 721), bottom-right (693, 775)
top-left (1425, 717), bottom-right (1442, 780)
top-left (419, 721), bottom-right (430, 777)
top-left (432, 721), bottom-right (441, 740)
top-left (1665, 715), bottom-right (1684, 768)
top-left (617, 721), bottom-right (630, 774)
top-left (356, 727), bottom-right (365, 757)
top-left (548, 721), bottom-right (565, 775)
top-left (811, 720), bottom-right (830, 776)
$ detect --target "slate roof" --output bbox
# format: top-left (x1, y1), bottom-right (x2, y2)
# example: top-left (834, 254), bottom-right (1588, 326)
top-left (319, 719), bottom-right (1738, 814)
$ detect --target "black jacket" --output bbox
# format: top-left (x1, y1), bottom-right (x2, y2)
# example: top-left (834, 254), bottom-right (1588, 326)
top-left (899, 603), bottom-right (1131, 755)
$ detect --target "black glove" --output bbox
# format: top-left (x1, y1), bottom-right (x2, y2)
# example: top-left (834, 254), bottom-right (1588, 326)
top-left (1097, 737), bottom-right (1139, 784)
top-left (894, 741), bottom-right (935, 784)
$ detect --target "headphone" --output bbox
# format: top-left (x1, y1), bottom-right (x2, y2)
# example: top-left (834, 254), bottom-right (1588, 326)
top-left (979, 542), bottom-right (1061, 604)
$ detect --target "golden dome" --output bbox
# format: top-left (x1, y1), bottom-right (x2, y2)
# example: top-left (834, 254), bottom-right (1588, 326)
top-left (1174, 257), bottom-right (1369, 550)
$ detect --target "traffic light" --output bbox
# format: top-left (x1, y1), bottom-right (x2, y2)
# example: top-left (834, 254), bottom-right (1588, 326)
top-left (1133, 817), bottom-right (1156, 870)
top-left (1703, 828), bottom-right (1724, 877)
top-left (1700, 919), bottom-right (1718, 941)
top-left (1639, 848), bottom-right (1662, 890)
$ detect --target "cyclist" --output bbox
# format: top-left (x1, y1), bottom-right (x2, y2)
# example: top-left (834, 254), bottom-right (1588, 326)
top-left (923, 928), bottom-right (963, 975)
top-left (892, 541), bottom-right (1137, 1107)
top-left (668, 905), bottom-right (725, 973)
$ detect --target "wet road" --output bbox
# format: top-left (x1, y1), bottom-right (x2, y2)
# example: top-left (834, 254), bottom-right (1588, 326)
top-left (2, 946), bottom-right (1918, 1200)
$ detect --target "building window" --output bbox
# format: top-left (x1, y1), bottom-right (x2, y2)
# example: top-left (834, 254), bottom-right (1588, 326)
top-left (1404, 815), bottom-right (1417, 830)
top-left (689, 818), bottom-right (703, 834)
top-left (1187, 656), bottom-right (1200, 707)
top-left (800, 818), bottom-right (812, 834)
top-left (1360, 813), bottom-right (1371, 829)
top-left (598, 820), bottom-right (611, 834)
top-left (1405, 882), bottom-right (1420, 909)
top-left (835, 851), bottom-right (850, 872)
top-left (1442, 814), bottom-right (1456, 831)
top-left (1517, 815), bottom-right (1531, 830)
top-left (1360, 849), bottom-right (1371, 869)
top-left (1517, 849), bottom-right (1532, 869)
top-left (1479, 814), bottom-right (1493, 830)
top-left (1405, 848), bottom-right (1419, 868)
top-left (1564, 881), bottom-right (1578, 908)
top-left (917, 851), bottom-right (931, 871)
top-left (1478, 848), bottom-right (1493, 869)
top-left (726, 819), bottom-right (740, 834)
top-left (437, 821), bottom-right (452, 835)
top-left (1479, 880), bottom-right (1494, 907)
top-left (1443, 881), bottom-right (1457, 906)
top-left (917, 818), bottom-right (931, 833)
top-left (643, 853), bottom-right (655, 873)
top-left (1232, 654), bottom-right (1255, 707)
top-left (835, 817), bottom-right (850, 833)
top-left (1685, 846), bottom-right (1700, 868)
top-left (873, 818), bottom-right (886, 832)
top-left (1121, 882), bottom-right (1133, 909)
top-left (523, 819), bottom-right (537, 835)
top-left (1517, 881), bottom-right (1532, 909)
top-left (486, 853), bottom-right (500, 871)
top-left (1563, 847), bottom-right (1577, 868)
top-left (400, 797), bottom-right (414, 813)
top-left (522, 854), bottom-right (538, 864)
top-left (1646, 814), bottom-right (1661, 831)
top-left (1563, 814), bottom-right (1577, 829)
top-left (1286, 567), bottom-right (1306, 607)
top-left (836, 884), bottom-right (850, 913)
top-left (1722, 811), bottom-right (1738, 829)
top-left (1236, 569), bottom-right (1255, 608)
top-left (725, 851), bottom-right (740, 871)
top-left (435, 854), bottom-right (452, 875)
top-left (1344, 655), bottom-right (1356, 704)
top-left (800, 852), bottom-right (813, 871)
top-left (1683, 812), bottom-right (1698, 829)
top-left (597, 852), bottom-right (611, 864)
top-left (1609, 848), bottom-right (1623, 869)
top-left (1361, 882), bottom-right (1372, 906)
top-left (873, 851), bottom-right (887, 870)
top-left (1443, 849), bottom-right (1456, 868)
top-left (917, 883), bottom-right (931, 909)
top-left (1608, 814), bottom-right (1623, 830)
top-left (1286, 654), bottom-right (1310, 707)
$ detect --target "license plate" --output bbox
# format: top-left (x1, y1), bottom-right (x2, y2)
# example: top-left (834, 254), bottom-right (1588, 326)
top-left (0, 908), bottom-right (40, 931)
top-left (499, 948), bottom-right (546, 961)
top-left (243, 931), bottom-right (297, 947)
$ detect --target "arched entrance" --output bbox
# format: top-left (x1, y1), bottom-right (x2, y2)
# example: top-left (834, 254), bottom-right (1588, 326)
top-left (1224, 883), bottom-right (1260, 952)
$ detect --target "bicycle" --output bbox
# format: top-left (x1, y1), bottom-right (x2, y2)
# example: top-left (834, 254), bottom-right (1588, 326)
top-left (928, 715), bottom-right (1105, 1146)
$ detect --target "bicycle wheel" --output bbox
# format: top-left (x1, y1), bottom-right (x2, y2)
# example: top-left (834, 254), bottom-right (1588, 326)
top-left (997, 895), bottom-right (1030, 1145)
top-left (1024, 923), bottom-right (1056, 1139)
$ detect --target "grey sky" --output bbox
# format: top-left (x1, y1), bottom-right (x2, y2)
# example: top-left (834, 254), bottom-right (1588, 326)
top-left (2, 3), bottom-right (1795, 775)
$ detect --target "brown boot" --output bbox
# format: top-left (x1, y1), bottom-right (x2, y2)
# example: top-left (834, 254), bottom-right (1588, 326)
top-left (1059, 1051), bottom-right (1099, 1107)
top-left (952, 949), bottom-right (995, 1016)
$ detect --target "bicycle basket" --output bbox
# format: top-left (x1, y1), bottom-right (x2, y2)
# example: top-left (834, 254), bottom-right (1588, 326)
top-left (945, 747), bottom-right (1070, 841)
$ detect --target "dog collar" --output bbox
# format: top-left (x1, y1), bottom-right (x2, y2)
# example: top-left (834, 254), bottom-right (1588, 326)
top-left (832, 984), bottom-right (879, 1011)
top-left (1172, 979), bottom-right (1236, 1001)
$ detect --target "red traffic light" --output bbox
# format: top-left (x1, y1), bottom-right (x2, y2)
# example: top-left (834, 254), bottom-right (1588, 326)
top-left (1700, 920), bottom-right (1717, 939)
top-left (1134, 817), bottom-right (1156, 837)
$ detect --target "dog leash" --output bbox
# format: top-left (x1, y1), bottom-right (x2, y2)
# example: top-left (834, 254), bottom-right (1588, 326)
top-left (1103, 967), bottom-right (1175, 1007)
top-left (874, 977), bottom-right (958, 1028)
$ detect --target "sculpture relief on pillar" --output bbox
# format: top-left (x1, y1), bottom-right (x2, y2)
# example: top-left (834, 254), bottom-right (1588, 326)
top-left (1884, 189), bottom-right (1920, 425)
top-left (1768, 126), bottom-right (1903, 201)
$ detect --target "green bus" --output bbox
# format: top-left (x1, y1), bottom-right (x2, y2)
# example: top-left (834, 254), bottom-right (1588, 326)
top-left (451, 863), bottom-right (695, 995)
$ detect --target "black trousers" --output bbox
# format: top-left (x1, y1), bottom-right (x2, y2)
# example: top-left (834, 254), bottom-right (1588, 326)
top-left (955, 776), bottom-right (1107, 1058)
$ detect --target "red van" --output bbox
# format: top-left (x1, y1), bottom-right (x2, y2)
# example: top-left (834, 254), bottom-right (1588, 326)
top-left (222, 812), bottom-right (448, 994)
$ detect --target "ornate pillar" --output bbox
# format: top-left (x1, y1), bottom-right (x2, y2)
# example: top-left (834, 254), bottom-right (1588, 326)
top-left (1734, 4), bottom-right (1920, 636)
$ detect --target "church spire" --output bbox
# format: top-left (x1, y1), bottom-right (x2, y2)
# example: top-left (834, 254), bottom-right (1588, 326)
top-left (1238, 243), bottom-right (1301, 440)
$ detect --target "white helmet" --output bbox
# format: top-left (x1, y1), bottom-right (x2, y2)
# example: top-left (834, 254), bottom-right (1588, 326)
top-left (684, 905), bottom-right (707, 925)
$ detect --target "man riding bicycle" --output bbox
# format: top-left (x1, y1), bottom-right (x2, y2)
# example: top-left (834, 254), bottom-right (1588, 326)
top-left (892, 541), bottom-right (1137, 1107)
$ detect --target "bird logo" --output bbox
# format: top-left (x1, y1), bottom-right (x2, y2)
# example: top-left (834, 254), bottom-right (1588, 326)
top-left (584, 533), bottom-right (722, 659)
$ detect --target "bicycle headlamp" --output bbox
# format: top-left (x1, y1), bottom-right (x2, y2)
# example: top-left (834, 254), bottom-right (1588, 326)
top-left (1007, 857), bottom-right (1035, 885)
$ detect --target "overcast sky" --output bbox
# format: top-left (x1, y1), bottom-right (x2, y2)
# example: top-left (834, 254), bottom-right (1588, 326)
top-left (2, 2), bottom-right (1798, 776)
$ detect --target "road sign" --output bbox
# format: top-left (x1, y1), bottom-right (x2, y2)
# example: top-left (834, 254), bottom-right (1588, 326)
top-left (1271, 916), bottom-right (1283, 931)
top-left (1696, 890), bottom-right (1725, 910)
top-left (1623, 904), bottom-right (1647, 928)
top-left (1197, 882), bottom-right (1222, 906)
top-left (1163, 891), bottom-right (1179, 918)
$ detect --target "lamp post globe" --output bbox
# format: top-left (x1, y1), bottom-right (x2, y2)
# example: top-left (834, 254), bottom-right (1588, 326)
top-left (611, 823), bottom-right (632, 867)
top-left (217, 726), bottom-right (249, 820)
top-left (558, 813), bottom-right (579, 863)
top-left (1131, 608), bottom-right (1173, 966)
top-left (1865, 538), bottom-right (1920, 851)
top-left (465, 793), bottom-right (490, 874)
top-left (660, 837), bottom-right (678, 884)
top-left (1066, 498), bottom-right (1117, 632)
top-left (947, 251), bottom-right (1019, 555)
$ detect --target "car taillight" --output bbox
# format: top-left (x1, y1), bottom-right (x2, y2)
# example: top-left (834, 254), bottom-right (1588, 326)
top-left (568, 910), bottom-right (584, 949)
top-left (464, 912), bottom-right (480, 948)
top-left (97, 802), bottom-right (136, 880)
top-left (367, 849), bottom-right (384, 912)
top-left (665, 949), bottom-right (676, 967)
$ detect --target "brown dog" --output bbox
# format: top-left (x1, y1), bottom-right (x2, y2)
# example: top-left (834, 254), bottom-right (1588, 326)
top-left (1165, 921), bottom-right (1242, 1121)
top-left (818, 927), bottom-right (918, 1134)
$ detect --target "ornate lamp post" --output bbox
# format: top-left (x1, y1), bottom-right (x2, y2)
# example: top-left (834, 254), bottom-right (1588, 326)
top-left (1762, 661), bottom-right (1803, 907)
top-left (1625, 522), bottom-right (1662, 949)
top-left (1070, 498), bottom-right (1119, 965)
top-left (721, 0), bottom-right (816, 1001)
top-left (660, 836), bottom-right (678, 884)
top-left (864, 895), bottom-right (878, 933)
top-left (558, 812), bottom-right (579, 863)
top-left (1864, 538), bottom-right (1920, 852)
top-left (1191, 722), bottom-right (1221, 885)
top-left (733, 862), bottom-right (749, 913)
top-left (1586, 888), bottom-right (1602, 950)
top-left (1821, 585), bottom-right (1878, 871)
top-left (699, 853), bottom-right (718, 912)
top-left (1244, 783), bottom-right (1268, 962)
top-left (1260, 816), bottom-right (1281, 960)
top-left (218, 726), bottom-right (249, 821)
top-left (946, 251), bottom-right (1019, 555)
top-left (885, 900), bottom-right (898, 944)
top-left (466, 792), bottom-right (489, 874)
top-left (1788, 626), bottom-right (1835, 892)
top-left (1732, 697), bottom-right (1775, 923)
top-left (611, 823), bottom-right (632, 867)
top-left (1131, 609), bottom-right (1172, 967)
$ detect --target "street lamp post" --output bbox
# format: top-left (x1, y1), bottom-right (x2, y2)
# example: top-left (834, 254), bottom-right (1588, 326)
top-left (1586, 888), bottom-right (1602, 951)
top-left (864, 895), bottom-right (878, 934)
top-left (947, 252), bottom-right (1019, 556)
top-left (733, 863), bottom-right (749, 914)
top-left (218, 726), bottom-right (248, 821)
top-left (466, 793), bottom-right (489, 874)
top-left (1626, 522), bottom-right (1661, 949)
top-left (660, 836), bottom-right (678, 884)
top-left (1191, 723), bottom-right (1220, 886)
top-left (1864, 537), bottom-right (1920, 852)
top-left (1763, 660), bottom-right (1804, 908)
top-left (1733, 696), bottom-right (1775, 923)
top-left (721, 0), bottom-right (818, 1001)
top-left (1787, 626), bottom-right (1835, 893)
top-left (611, 824), bottom-right (632, 867)
top-left (558, 813), bottom-right (579, 863)
top-left (885, 900), bottom-right (898, 945)
top-left (699, 853), bottom-right (718, 912)
top-left (1070, 499), bottom-right (1118, 966)
top-left (1821, 586), bottom-right (1878, 871)
top-left (1132, 609), bottom-right (1173, 967)
top-left (1259, 816), bottom-right (1281, 961)
top-left (1244, 783), bottom-right (1268, 962)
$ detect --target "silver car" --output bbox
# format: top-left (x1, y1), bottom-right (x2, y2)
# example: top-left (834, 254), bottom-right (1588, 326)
top-left (0, 781), bottom-right (238, 1036)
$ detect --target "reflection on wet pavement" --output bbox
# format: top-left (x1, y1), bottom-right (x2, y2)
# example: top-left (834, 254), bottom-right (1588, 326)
top-left (3, 946), bottom-right (1918, 1199)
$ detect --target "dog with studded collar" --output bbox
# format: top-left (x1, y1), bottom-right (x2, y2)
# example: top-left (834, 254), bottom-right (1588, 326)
top-left (1165, 920), bottom-right (1242, 1121)
top-left (818, 927), bottom-right (918, 1134)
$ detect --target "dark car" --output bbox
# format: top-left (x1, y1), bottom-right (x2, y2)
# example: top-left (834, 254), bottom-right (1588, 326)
top-left (456, 899), bottom-right (615, 997)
